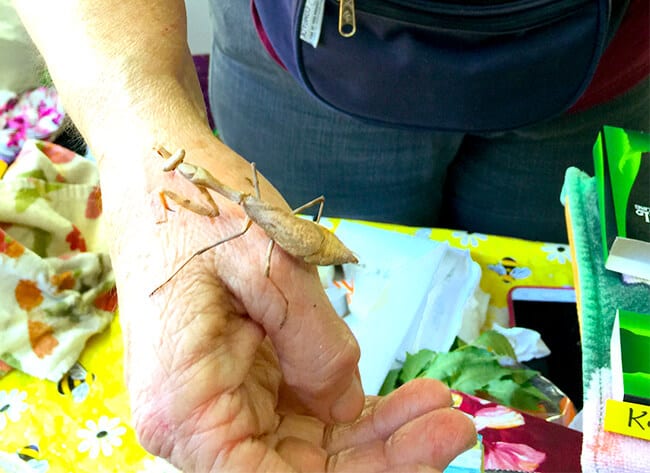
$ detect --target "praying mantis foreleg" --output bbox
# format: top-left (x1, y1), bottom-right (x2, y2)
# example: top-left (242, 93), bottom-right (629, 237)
top-left (155, 148), bottom-right (220, 222)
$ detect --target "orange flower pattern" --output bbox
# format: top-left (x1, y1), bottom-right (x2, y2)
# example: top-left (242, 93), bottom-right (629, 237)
top-left (50, 271), bottom-right (76, 292)
top-left (28, 320), bottom-right (59, 359)
top-left (0, 139), bottom-right (116, 382)
top-left (85, 186), bottom-right (103, 219)
top-left (15, 280), bottom-right (44, 311)
top-left (0, 230), bottom-right (25, 258)
top-left (93, 287), bottom-right (118, 312)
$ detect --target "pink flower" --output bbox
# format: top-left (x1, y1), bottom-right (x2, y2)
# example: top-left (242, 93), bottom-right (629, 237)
top-left (485, 441), bottom-right (546, 472)
top-left (0, 87), bottom-right (65, 163)
top-left (472, 402), bottom-right (546, 471)
top-left (7, 128), bottom-right (25, 148)
top-left (474, 405), bottom-right (525, 431)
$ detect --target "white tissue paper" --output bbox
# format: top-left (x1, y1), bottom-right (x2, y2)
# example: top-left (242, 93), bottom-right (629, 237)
top-left (321, 220), bottom-right (482, 394)
top-left (457, 285), bottom-right (491, 343)
top-left (491, 323), bottom-right (551, 363)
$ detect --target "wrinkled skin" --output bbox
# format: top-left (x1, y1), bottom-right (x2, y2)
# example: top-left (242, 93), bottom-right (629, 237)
top-left (101, 146), bottom-right (477, 472)
top-left (10, 0), bottom-right (476, 468)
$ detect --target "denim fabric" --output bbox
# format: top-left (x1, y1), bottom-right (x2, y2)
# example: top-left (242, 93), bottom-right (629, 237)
top-left (208, 0), bottom-right (649, 242)
top-left (441, 79), bottom-right (650, 241)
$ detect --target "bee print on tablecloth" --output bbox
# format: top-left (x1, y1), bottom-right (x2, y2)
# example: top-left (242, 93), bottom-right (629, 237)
top-left (17, 444), bottom-right (50, 472)
top-left (488, 257), bottom-right (532, 283)
top-left (57, 362), bottom-right (96, 403)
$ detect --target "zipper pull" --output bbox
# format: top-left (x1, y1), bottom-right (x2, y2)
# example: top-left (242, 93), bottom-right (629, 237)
top-left (338, 0), bottom-right (356, 37)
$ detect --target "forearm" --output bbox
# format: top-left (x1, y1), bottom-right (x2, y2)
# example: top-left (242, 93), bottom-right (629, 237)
top-left (13, 0), bottom-right (214, 163)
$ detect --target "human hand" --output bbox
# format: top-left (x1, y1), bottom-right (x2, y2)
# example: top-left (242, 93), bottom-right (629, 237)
top-left (99, 141), bottom-right (476, 472)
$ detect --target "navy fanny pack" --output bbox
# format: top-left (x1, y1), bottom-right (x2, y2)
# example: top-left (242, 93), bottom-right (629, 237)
top-left (252, 0), bottom-right (613, 132)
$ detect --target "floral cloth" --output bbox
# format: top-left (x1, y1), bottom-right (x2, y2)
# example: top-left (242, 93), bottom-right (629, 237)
top-left (0, 140), bottom-right (115, 382)
top-left (0, 87), bottom-right (65, 165)
top-left (0, 196), bottom-right (577, 471)
top-left (453, 390), bottom-right (582, 472)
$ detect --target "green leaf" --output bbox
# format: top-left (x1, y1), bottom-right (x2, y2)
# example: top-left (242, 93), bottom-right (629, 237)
top-left (480, 378), bottom-right (522, 407)
top-left (422, 346), bottom-right (494, 385)
top-left (399, 349), bottom-right (436, 383)
top-left (379, 369), bottom-right (401, 396)
top-left (452, 360), bottom-right (513, 394)
top-left (449, 337), bottom-right (467, 351)
top-left (471, 330), bottom-right (517, 359)
top-left (483, 378), bottom-right (550, 412)
top-left (509, 368), bottom-right (540, 385)
top-left (421, 351), bottom-right (463, 384)
top-left (385, 338), bottom-right (550, 414)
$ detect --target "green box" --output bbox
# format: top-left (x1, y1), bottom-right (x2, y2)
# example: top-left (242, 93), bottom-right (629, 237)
top-left (593, 126), bottom-right (650, 280)
top-left (610, 309), bottom-right (650, 406)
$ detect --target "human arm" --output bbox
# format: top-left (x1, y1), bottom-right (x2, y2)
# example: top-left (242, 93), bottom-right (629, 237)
top-left (12, 1), bottom-right (476, 471)
top-left (13, 0), bottom-right (365, 419)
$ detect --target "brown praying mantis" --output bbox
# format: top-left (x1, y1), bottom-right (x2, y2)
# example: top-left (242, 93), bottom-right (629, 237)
top-left (150, 147), bottom-right (358, 295)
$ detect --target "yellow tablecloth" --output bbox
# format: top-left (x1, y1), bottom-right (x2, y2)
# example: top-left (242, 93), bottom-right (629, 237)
top-left (0, 222), bottom-right (574, 472)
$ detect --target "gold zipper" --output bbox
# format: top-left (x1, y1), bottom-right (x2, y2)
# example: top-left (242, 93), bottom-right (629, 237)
top-left (338, 0), bottom-right (356, 37)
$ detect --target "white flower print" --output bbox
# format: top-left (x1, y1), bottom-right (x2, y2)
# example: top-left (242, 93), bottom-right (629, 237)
top-left (541, 243), bottom-right (571, 264)
top-left (452, 231), bottom-right (488, 248)
top-left (77, 416), bottom-right (126, 459)
top-left (0, 389), bottom-right (28, 430)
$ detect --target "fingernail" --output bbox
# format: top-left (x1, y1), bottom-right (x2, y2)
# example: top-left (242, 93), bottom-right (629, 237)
top-left (330, 375), bottom-right (364, 423)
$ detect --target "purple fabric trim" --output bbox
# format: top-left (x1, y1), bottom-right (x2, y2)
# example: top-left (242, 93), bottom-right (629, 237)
top-left (192, 54), bottom-right (215, 131)
top-left (250, 0), bottom-right (286, 70)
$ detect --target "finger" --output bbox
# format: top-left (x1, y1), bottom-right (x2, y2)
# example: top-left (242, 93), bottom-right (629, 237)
top-left (268, 263), bottom-right (363, 424)
top-left (176, 150), bottom-right (365, 425)
top-left (273, 437), bottom-right (442, 473)
top-left (383, 407), bottom-right (477, 471)
top-left (327, 408), bottom-right (477, 472)
top-left (325, 378), bottom-right (454, 453)
top-left (229, 237), bottom-right (365, 425)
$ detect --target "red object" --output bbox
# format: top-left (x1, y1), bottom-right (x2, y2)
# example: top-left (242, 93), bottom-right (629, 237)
top-left (65, 225), bottom-right (87, 252)
top-left (93, 287), bottom-right (118, 312)
top-left (569, 0), bottom-right (649, 113)
top-left (455, 391), bottom-right (583, 472)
